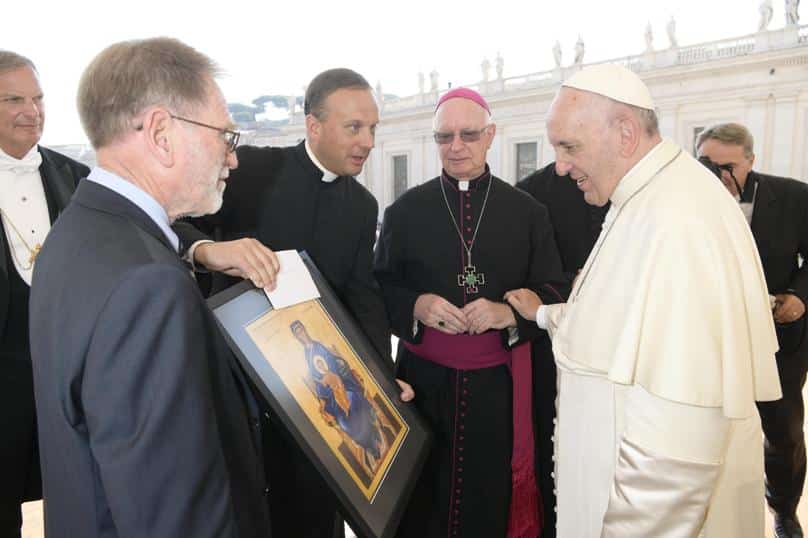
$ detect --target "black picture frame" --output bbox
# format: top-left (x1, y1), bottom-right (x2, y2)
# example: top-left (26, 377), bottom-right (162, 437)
top-left (207, 252), bottom-right (430, 538)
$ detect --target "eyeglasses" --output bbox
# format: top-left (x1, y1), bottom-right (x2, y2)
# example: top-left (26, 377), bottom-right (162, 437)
top-left (433, 126), bottom-right (490, 145)
top-left (170, 114), bottom-right (241, 153)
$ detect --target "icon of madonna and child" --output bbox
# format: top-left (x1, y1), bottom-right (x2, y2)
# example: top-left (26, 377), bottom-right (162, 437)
top-left (245, 300), bottom-right (407, 500)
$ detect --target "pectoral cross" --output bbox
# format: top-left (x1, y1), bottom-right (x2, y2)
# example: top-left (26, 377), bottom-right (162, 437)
top-left (29, 244), bottom-right (41, 265)
top-left (457, 265), bottom-right (485, 294)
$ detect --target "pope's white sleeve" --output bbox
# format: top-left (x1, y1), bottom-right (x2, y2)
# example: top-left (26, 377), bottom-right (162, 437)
top-left (538, 303), bottom-right (565, 337)
top-left (600, 385), bottom-right (730, 538)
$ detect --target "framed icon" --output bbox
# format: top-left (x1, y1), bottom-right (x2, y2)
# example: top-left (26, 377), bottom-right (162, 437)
top-left (208, 252), bottom-right (430, 538)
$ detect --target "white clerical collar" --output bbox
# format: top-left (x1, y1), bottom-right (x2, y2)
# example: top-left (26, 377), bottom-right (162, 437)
top-left (0, 145), bottom-right (42, 175)
top-left (304, 140), bottom-right (339, 183)
top-left (609, 139), bottom-right (678, 209)
top-left (86, 167), bottom-right (179, 252)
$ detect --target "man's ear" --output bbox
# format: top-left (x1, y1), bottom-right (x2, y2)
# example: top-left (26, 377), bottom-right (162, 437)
top-left (485, 123), bottom-right (497, 150)
top-left (306, 114), bottom-right (321, 144)
top-left (141, 107), bottom-right (175, 167)
top-left (615, 113), bottom-right (641, 158)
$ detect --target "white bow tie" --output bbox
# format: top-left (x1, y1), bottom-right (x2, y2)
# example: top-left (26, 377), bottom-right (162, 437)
top-left (0, 148), bottom-right (42, 175)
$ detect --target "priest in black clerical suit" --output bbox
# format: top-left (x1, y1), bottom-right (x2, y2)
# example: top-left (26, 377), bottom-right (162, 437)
top-left (190, 68), bottom-right (409, 538)
top-left (0, 51), bottom-right (90, 537)
top-left (198, 140), bottom-right (388, 358)
top-left (374, 88), bottom-right (567, 538)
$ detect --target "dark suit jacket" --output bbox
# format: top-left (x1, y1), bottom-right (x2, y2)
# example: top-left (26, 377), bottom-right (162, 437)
top-left (0, 146), bottom-right (87, 503)
top-left (29, 180), bottom-right (271, 538)
top-left (190, 141), bottom-right (391, 362)
top-left (749, 171), bottom-right (808, 355)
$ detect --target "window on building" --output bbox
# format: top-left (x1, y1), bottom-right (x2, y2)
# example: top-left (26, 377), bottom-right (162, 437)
top-left (393, 155), bottom-right (408, 199)
top-left (516, 142), bottom-right (538, 180)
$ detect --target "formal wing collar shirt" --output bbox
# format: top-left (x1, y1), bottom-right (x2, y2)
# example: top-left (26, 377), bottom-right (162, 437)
top-left (542, 138), bottom-right (780, 419)
top-left (0, 146), bottom-right (50, 285)
top-left (86, 167), bottom-right (179, 252)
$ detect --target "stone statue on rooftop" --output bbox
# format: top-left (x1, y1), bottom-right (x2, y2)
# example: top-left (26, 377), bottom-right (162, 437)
top-left (574, 36), bottom-right (585, 65)
top-left (645, 22), bottom-right (654, 52)
top-left (667, 17), bottom-right (678, 48)
top-left (759, 0), bottom-right (774, 30)
top-left (785, 0), bottom-right (800, 26)
top-left (481, 57), bottom-right (491, 82)
top-left (495, 52), bottom-right (504, 79)
top-left (553, 40), bottom-right (562, 68)
top-left (429, 69), bottom-right (439, 91)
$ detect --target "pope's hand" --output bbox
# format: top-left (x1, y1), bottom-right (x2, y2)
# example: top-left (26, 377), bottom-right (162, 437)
top-left (396, 379), bottom-right (415, 402)
top-left (194, 239), bottom-right (280, 290)
top-left (413, 293), bottom-right (468, 334)
top-left (462, 298), bottom-right (516, 334)
top-left (773, 293), bottom-right (806, 324)
top-left (503, 288), bottom-right (543, 321)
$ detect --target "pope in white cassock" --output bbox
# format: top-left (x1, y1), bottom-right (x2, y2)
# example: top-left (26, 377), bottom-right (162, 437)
top-left (505, 64), bottom-right (783, 537)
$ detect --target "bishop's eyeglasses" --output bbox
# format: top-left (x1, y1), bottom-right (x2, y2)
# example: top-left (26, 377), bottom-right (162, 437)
top-left (433, 126), bottom-right (490, 145)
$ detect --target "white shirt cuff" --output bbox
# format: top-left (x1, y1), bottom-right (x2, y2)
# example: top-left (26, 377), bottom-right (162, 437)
top-left (184, 239), bottom-right (214, 272)
top-left (536, 305), bottom-right (548, 329)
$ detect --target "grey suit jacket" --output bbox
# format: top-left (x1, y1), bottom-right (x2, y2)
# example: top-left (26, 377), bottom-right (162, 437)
top-left (29, 180), bottom-right (271, 538)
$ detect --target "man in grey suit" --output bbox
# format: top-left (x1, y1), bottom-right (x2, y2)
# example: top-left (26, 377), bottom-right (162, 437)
top-left (30, 38), bottom-right (272, 538)
top-left (0, 50), bottom-right (89, 538)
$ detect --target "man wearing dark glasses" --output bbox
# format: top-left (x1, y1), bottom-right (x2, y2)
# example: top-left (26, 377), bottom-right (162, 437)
top-left (698, 122), bottom-right (808, 538)
top-left (374, 87), bottom-right (566, 538)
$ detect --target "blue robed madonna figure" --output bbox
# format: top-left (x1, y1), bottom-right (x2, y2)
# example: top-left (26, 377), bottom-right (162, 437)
top-left (291, 320), bottom-right (389, 471)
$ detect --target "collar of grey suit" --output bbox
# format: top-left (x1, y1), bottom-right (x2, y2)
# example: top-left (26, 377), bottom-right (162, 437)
top-left (86, 167), bottom-right (180, 252)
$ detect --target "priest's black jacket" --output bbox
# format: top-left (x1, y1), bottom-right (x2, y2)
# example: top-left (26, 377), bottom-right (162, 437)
top-left (192, 141), bottom-right (390, 360)
top-left (189, 141), bottom-right (390, 538)
top-left (516, 162), bottom-right (608, 284)
top-left (374, 170), bottom-right (567, 538)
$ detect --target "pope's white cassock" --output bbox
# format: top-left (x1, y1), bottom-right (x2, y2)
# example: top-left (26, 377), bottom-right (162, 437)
top-left (540, 136), bottom-right (782, 537)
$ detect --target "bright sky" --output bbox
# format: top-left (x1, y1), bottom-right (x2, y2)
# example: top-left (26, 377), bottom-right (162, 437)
top-left (6, 0), bottom-right (787, 145)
